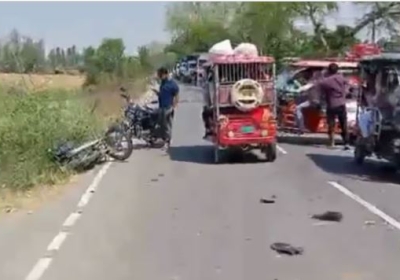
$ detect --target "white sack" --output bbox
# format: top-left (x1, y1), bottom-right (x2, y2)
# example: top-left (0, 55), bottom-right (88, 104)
top-left (233, 43), bottom-right (259, 56)
top-left (208, 39), bottom-right (233, 55)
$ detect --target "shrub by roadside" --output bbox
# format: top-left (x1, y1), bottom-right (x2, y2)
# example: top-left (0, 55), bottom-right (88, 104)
top-left (0, 88), bottom-right (103, 191)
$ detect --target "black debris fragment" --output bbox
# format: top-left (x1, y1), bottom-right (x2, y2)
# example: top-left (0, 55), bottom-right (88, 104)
top-left (311, 211), bottom-right (343, 222)
top-left (151, 178), bottom-right (159, 182)
top-left (260, 198), bottom-right (275, 204)
top-left (270, 242), bottom-right (304, 256)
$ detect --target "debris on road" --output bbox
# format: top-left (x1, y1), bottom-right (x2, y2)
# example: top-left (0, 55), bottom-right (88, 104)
top-left (270, 242), bottom-right (304, 256)
top-left (151, 178), bottom-right (159, 182)
top-left (311, 211), bottom-right (343, 222)
top-left (312, 221), bottom-right (334, 227)
top-left (364, 220), bottom-right (376, 226)
top-left (3, 205), bottom-right (16, 214)
top-left (260, 198), bottom-right (275, 204)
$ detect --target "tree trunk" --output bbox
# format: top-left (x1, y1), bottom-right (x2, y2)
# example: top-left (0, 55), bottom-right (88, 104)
top-left (307, 6), bottom-right (330, 51)
top-left (350, 2), bottom-right (397, 37)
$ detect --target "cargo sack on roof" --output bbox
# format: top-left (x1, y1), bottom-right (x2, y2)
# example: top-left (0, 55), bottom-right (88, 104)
top-left (233, 43), bottom-right (259, 56)
top-left (209, 40), bottom-right (234, 55)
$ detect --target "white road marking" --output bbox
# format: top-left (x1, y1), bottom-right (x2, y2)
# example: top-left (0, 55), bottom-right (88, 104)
top-left (47, 232), bottom-right (69, 251)
top-left (25, 258), bottom-right (52, 280)
top-left (77, 190), bottom-right (94, 208)
top-left (328, 181), bottom-right (400, 231)
top-left (24, 161), bottom-right (113, 280)
top-left (276, 145), bottom-right (287, 155)
top-left (62, 212), bottom-right (81, 227)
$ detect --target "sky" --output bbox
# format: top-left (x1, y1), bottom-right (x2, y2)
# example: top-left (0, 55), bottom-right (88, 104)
top-left (0, 2), bottom-right (170, 54)
top-left (0, 2), bottom-right (369, 55)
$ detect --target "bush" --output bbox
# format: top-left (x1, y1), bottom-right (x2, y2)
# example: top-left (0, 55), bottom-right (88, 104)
top-left (0, 88), bottom-right (103, 190)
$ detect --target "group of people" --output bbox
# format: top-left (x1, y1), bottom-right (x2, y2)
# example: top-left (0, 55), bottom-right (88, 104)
top-left (151, 62), bottom-right (354, 151)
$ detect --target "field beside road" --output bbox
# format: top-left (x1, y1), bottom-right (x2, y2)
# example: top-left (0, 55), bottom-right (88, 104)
top-left (0, 73), bottom-right (85, 91)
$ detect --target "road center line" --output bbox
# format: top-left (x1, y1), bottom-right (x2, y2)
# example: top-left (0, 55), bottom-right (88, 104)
top-left (25, 258), bottom-right (52, 280)
top-left (24, 161), bottom-right (113, 280)
top-left (62, 212), bottom-right (81, 227)
top-left (328, 181), bottom-right (400, 231)
top-left (276, 145), bottom-right (287, 155)
top-left (47, 232), bottom-right (69, 251)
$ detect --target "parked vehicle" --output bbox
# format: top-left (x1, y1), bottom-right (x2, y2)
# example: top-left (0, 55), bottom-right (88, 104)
top-left (354, 52), bottom-right (400, 166)
top-left (203, 53), bottom-right (277, 163)
top-left (277, 59), bottom-right (360, 138)
top-left (116, 87), bottom-right (161, 147)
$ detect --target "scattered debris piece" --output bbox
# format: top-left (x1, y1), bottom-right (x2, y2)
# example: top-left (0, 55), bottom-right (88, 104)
top-left (4, 206), bottom-right (16, 214)
top-left (311, 211), bottom-right (343, 222)
top-left (151, 178), bottom-right (159, 182)
top-left (312, 221), bottom-right (333, 227)
top-left (158, 173), bottom-right (164, 177)
top-left (270, 242), bottom-right (303, 256)
top-left (260, 198), bottom-right (275, 204)
top-left (364, 220), bottom-right (376, 226)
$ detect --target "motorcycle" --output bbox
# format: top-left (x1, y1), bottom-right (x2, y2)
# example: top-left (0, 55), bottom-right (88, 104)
top-left (51, 125), bottom-right (133, 171)
top-left (117, 87), bottom-right (161, 146)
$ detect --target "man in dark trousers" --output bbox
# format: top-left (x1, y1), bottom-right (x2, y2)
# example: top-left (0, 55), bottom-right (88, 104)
top-left (156, 67), bottom-right (180, 151)
top-left (317, 63), bottom-right (350, 149)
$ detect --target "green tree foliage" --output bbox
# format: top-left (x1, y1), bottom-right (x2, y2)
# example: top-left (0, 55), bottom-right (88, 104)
top-left (0, 29), bottom-right (173, 87)
top-left (164, 2), bottom-right (400, 61)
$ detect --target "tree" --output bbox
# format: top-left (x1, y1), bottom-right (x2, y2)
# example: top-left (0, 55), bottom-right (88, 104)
top-left (351, 2), bottom-right (400, 40)
top-left (165, 2), bottom-right (239, 56)
top-left (137, 46), bottom-right (151, 71)
top-left (96, 38), bottom-right (125, 74)
top-left (292, 2), bottom-right (338, 51)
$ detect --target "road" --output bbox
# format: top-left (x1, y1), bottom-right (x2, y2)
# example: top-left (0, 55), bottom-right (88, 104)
top-left (1, 84), bottom-right (400, 280)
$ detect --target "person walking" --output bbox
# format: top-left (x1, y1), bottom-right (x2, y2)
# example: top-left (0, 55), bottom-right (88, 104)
top-left (156, 67), bottom-right (180, 151)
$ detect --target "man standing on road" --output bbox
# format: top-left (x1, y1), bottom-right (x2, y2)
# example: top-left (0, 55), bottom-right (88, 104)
top-left (317, 63), bottom-right (350, 150)
top-left (156, 67), bottom-right (180, 151)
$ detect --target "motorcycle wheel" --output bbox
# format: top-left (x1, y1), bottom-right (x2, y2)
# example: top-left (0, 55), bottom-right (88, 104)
top-left (104, 126), bottom-right (133, 161)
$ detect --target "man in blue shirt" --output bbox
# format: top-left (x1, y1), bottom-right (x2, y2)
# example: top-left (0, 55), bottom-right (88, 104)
top-left (156, 67), bottom-right (180, 150)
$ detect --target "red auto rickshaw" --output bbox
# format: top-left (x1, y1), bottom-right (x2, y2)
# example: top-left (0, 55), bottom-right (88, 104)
top-left (203, 54), bottom-right (277, 163)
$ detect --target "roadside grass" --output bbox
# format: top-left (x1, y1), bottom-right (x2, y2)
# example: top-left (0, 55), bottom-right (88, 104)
top-left (0, 78), bottom-right (149, 214)
top-left (0, 87), bottom-right (103, 194)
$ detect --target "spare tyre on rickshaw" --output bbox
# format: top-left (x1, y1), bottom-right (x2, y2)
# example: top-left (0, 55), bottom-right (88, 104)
top-left (353, 52), bottom-right (400, 167)
top-left (276, 59), bottom-right (360, 143)
top-left (202, 54), bottom-right (277, 163)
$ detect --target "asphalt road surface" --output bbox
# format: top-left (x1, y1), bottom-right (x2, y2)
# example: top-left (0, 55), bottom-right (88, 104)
top-left (2, 84), bottom-right (400, 280)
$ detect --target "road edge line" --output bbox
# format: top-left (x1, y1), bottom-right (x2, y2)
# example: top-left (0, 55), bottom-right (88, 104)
top-left (328, 181), bottom-right (400, 231)
top-left (24, 161), bottom-right (113, 280)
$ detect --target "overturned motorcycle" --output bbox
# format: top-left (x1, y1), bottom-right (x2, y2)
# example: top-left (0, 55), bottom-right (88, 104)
top-left (51, 126), bottom-right (133, 171)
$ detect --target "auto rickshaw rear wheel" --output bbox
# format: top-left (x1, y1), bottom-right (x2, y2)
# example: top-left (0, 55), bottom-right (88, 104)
top-left (354, 142), bottom-right (366, 165)
top-left (265, 143), bottom-right (277, 162)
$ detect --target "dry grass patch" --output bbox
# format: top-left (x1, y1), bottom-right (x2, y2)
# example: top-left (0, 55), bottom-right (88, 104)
top-left (83, 79), bottom-right (149, 120)
top-left (0, 175), bottom-right (78, 216)
top-left (0, 73), bottom-right (84, 91)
